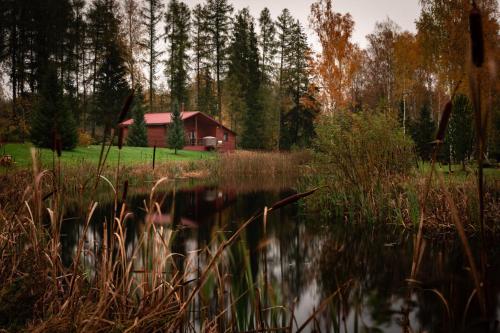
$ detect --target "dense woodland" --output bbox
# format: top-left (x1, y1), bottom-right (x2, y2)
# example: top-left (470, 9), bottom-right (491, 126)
top-left (0, 0), bottom-right (499, 158)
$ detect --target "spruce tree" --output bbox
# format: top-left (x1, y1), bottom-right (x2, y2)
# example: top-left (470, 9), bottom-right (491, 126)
top-left (199, 67), bottom-right (218, 116)
top-left (192, 4), bottom-right (212, 113)
top-left (410, 102), bottom-right (436, 161)
top-left (449, 94), bottom-right (474, 169)
top-left (87, 0), bottom-right (121, 136)
top-left (127, 85), bottom-right (148, 147)
top-left (206, 0), bottom-right (233, 121)
top-left (142, 0), bottom-right (165, 113)
top-left (280, 21), bottom-right (315, 148)
top-left (31, 63), bottom-right (78, 150)
top-left (165, 0), bottom-right (191, 107)
top-left (168, 100), bottom-right (185, 154)
top-left (228, 9), bottom-right (264, 149)
top-left (276, 9), bottom-right (294, 148)
top-left (95, 39), bottom-right (130, 135)
top-left (259, 8), bottom-right (277, 83)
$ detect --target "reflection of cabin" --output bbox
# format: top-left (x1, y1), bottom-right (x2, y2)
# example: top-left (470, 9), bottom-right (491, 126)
top-left (120, 111), bottom-right (236, 151)
top-left (150, 186), bottom-right (238, 228)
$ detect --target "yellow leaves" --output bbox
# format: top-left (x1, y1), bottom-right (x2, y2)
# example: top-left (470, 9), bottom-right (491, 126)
top-left (310, 0), bottom-right (360, 112)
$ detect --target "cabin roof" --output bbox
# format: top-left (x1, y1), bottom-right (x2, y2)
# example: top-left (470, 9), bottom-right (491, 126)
top-left (120, 111), bottom-right (236, 135)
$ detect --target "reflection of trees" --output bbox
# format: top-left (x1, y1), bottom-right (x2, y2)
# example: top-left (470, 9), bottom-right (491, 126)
top-left (412, 240), bottom-right (500, 333)
top-left (60, 185), bottom-right (500, 332)
top-left (266, 205), bottom-right (322, 305)
top-left (316, 225), bottom-right (500, 332)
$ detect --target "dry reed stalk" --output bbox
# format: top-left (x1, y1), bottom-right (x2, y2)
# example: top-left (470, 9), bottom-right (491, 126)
top-left (295, 279), bottom-right (353, 333)
top-left (174, 187), bottom-right (322, 321)
top-left (436, 169), bottom-right (486, 314)
top-left (411, 78), bottom-right (463, 281)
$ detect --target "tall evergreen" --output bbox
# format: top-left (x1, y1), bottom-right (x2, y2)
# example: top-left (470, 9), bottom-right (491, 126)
top-left (198, 67), bottom-right (218, 116)
top-left (205, 0), bottom-right (233, 121)
top-left (87, 0), bottom-right (121, 136)
top-left (228, 9), bottom-right (264, 149)
top-left (258, 8), bottom-right (277, 83)
top-left (31, 63), bottom-right (77, 150)
top-left (142, 0), bottom-right (165, 113)
top-left (127, 85), bottom-right (148, 147)
top-left (410, 102), bottom-right (436, 161)
top-left (281, 21), bottom-right (317, 148)
top-left (95, 40), bottom-right (130, 135)
top-left (168, 100), bottom-right (185, 154)
top-left (123, 0), bottom-right (145, 87)
top-left (449, 94), bottom-right (474, 169)
top-left (165, 0), bottom-right (191, 107)
top-left (276, 9), bottom-right (294, 148)
top-left (192, 4), bottom-right (212, 113)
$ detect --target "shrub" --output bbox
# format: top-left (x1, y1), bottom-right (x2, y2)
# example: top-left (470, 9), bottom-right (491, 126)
top-left (313, 111), bottom-right (416, 222)
top-left (78, 130), bottom-right (93, 147)
top-left (315, 111), bottom-right (415, 190)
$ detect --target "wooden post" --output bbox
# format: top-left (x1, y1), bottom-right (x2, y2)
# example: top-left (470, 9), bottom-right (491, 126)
top-left (195, 115), bottom-right (198, 145)
top-left (153, 144), bottom-right (156, 170)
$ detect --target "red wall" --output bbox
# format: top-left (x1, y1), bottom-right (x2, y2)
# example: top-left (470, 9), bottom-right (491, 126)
top-left (147, 125), bottom-right (167, 147)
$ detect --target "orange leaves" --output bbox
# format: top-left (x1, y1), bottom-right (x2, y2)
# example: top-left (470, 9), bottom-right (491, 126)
top-left (310, 0), bottom-right (360, 112)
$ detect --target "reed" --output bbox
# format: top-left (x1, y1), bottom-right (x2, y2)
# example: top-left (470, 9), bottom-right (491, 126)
top-left (0, 149), bottom-right (325, 332)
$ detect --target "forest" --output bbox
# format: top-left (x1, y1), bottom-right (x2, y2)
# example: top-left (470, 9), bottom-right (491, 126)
top-left (0, 0), bottom-right (497, 158)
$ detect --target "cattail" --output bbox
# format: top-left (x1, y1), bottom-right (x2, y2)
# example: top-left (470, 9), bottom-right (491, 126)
top-left (121, 180), bottom-right (129, 203)
top-left (152, 145), bottom-right (157, 170)
top-left (117, 127), bottom-right (124, 150)
top-left (436, 101), bottom-right (452, 142)
top-left (55, 137), bottom-right (62, 157)
top-left (469, 1), bottom-right (485, 68)
top-left (117, 89), bottom-right (135, 124)
top-left (269, 188), bottom-right (320, 212)
top-left (51, 129), bottom-right (57, 152)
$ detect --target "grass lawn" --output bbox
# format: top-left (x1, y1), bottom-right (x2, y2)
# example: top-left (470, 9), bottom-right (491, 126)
top-left (417, 160), bottom-right (500, 181)
top-left (1, 143), bottom-right (215, 168)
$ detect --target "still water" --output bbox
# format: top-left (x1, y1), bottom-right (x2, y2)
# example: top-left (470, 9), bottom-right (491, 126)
top-left (60, 182), bottom-right (500, 333)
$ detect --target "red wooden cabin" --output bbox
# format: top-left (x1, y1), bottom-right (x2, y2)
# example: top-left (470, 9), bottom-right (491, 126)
top-left (120, 112), bottom-right (236, 152)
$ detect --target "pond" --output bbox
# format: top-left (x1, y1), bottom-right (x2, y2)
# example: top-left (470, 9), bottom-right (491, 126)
top-left (60, 181), bottom-right (500, 333)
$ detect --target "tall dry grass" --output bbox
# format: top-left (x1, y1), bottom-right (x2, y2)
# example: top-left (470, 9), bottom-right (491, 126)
top-left (0, 153), bottom-right (326, 332)
top-left (0, 107), bottom-right (324, 333)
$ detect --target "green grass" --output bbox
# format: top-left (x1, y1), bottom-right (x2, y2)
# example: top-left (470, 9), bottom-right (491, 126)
top-left (1, 143), bottom-right (215, 168)
top-left (416, 161), bottom-right (500, 180)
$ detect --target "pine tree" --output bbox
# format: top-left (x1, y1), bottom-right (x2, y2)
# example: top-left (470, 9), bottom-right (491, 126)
top-left (168, 100), bottom-right (185, 154)
top-left (198, 67), bottom-right (218, 116)
top-left (192, 4), bottom-right (212, 113)
top-left (228, 9), bottom-right (264, 149)
top-left (123, 0), bottom-right (145, 87)
top-left (258, 8), bottom-right (277, 83)
top-left (87, 0), bottom-right (121, 136)
top-left (280, 21), bottom-right (315, 148)
top-left (410, 102), bottom-right (436, 161)
top-left (142, 0), bottom-right (165, 113)
top-left (449, 94), bottom-right (474, 169)
top-left (95, 39), bottom-right (130, 135)
top-left (165, 0), bottom-right (191, 107)
top-left (205, 0), bottom-right (233, 121)
top-left (276, 9), bottom-right (294, 148)
top-left (127, 85), bottom-right (148, 147)
top-left (31, 63), bottom-right (77, 150)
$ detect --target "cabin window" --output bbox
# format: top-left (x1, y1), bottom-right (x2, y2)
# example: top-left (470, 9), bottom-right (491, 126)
top-left (223, 132), bottom-right (228, 142)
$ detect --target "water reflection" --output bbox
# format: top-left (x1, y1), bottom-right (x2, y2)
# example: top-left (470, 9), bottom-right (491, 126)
top-left (60, 185), bottom-right (500, 332)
